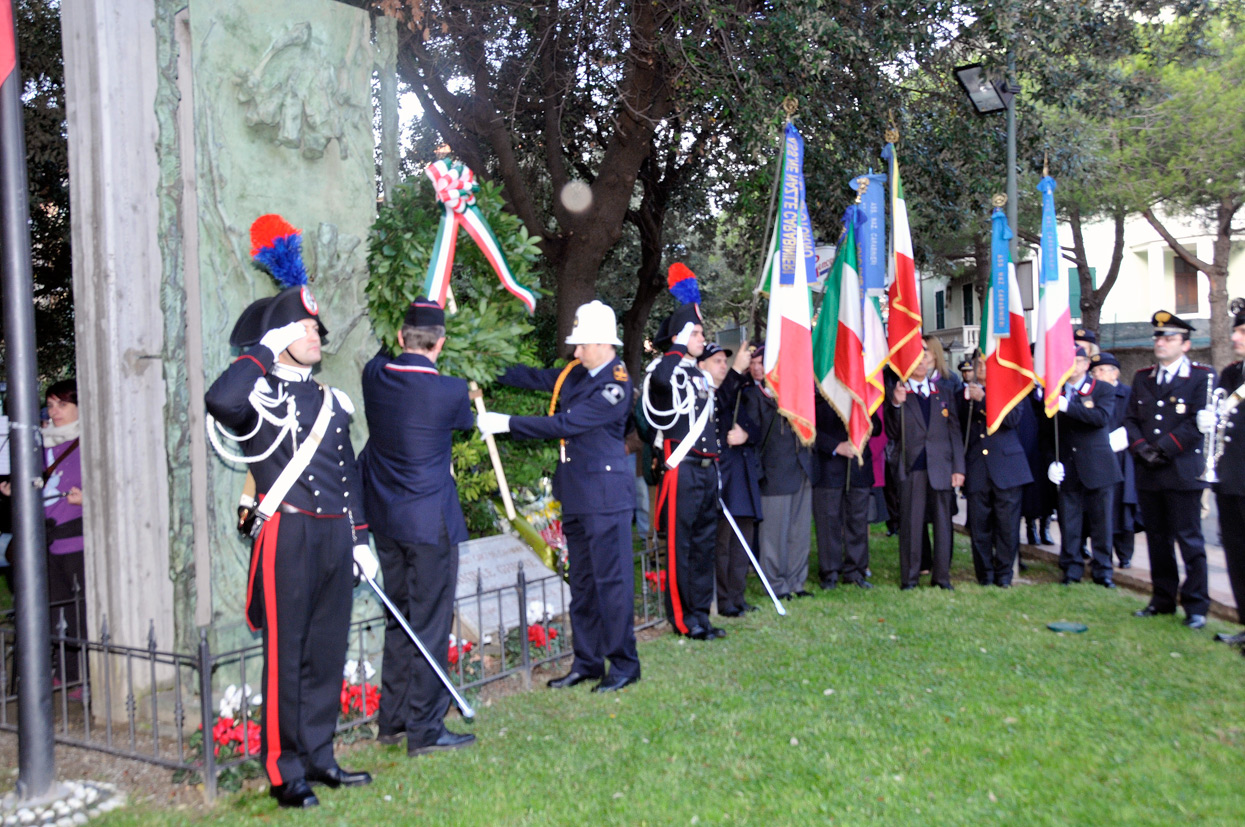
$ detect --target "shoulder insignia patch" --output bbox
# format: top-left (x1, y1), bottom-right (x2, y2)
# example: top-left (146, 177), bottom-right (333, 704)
top-left (602, 383), bottom-right (625, 406)
top-left (614, 364), bottom-right (629, 382)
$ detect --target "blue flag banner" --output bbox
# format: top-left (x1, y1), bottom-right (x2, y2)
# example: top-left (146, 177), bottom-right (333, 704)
top-left (849, 171), bottom-right (888, 293)
top-left (990, 207), bottom-right (1013, 336)
top-left (1037, 176), bottom-right (1058, 287)
top-left (778, 124), bottom-right (817, 285)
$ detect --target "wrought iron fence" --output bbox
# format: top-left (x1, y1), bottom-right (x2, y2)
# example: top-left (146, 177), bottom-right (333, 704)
top-left (0, 545), bottom-right (666, 801)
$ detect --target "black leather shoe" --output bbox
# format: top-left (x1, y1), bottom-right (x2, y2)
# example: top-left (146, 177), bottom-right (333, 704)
top-left (1026, 521), bottom-right (1039, 545)
top-left (1119, 560), bottom-right (1132, 569)
top-left (742, 603), bottom-right (759, 612)
top-left (1183, 614), bottom-right (1207, 629)
top-left (1214, 630), bottom-right (1245, 645)
top-left (376, 729), bottom-right (405, 745)
top-left (548, 670), bottom-right (601, 689)
top-left (855, 580), bottom-right (874, 589)
top-left (820, 580), bottom-right (838, 590)
top-left (900, 584), bottom-right (916, 591)
top-left (707, 625), bottom-right (727, 639)
top-left (307, 766), bottom-right (372, 788)
top-left (408, 729), bottom-right (476, 757)
top-left (719, 607), bottom-right (744, 617)
top-left (1039, 518), bottom-right (1054, 545)
top-left (1094, 579), bottom-right (1117, 589)
top-left (936, 583), bottom-right (955, 591)
top-left (593, 673), bottom-right (640, 693)
top-left (1134, 605), bottom-right (1174, 618)
top-left (270, 779), bottom-right (319, 808)
top-left (687, 625), bottom-right (711, 640)
top-left (1060, 577), bottom-right (1080, 585)
top-left (997, 582), bottom-right (1012, 589)
top-left (794, 590), bottom-right (814, 598)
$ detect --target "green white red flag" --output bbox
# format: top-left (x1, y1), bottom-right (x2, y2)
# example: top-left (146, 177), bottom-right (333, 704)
top-left (980, 207), bottom-right (1038, 433)
top-left (812, 206), bottom-right (870, 456)
top-left (761, 124), bottom-right (817, 445)
top-left (881, 143), bottom-right (923, 381)
top-left (1034, 176), bottom-right (1075, 417)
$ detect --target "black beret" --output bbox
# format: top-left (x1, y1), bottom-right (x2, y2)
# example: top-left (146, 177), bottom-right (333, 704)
top-left (404, 297), bottom-right (446, 328)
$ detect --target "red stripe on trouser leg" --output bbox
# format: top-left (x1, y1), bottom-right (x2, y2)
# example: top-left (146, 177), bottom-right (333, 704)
top-left (259, 513), bottom-right (284, 785)
top-left (662, 440), bottom-right (688, 635)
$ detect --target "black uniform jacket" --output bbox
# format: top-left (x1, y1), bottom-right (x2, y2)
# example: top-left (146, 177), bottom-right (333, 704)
top-left (1214, 361), bottom-right (1245, 496)
top-left (1125, 360), bottom-right (1214, 492)
top-left (359, 349), bottom-right (473, 546)
top-left (501, 357), bottom-right (634, 515)
top-left (813, 394), bottom-right (879, 489)
top-left (205, 346), bottom-right (367, 541)
top-left (883, 376), bottom-right (965, 489)
top-left (647, 345), bottom-right (720, 458)
top-left (959, 391), bottom-right (1032, 493)
top-left (1058, 376), bottom-right (1122, 490)
top-left (715, 370), bottom-right (763, 519)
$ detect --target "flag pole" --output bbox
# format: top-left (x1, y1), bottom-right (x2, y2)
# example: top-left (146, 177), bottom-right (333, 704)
top-left (445, 286), bottom-right (517, 520)
top-left (0, 0), bottom-right (57, 799)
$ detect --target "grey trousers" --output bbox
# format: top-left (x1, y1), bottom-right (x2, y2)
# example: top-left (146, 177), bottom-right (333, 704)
top-left (758, 479), bottom-right (812, 596)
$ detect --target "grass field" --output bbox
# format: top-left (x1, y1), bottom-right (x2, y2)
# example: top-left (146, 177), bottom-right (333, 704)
top-left (84, 529), bottom-right (1245, 825)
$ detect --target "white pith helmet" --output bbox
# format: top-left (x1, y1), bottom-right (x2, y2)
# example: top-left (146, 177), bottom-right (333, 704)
top-left (564, 300), bottom-right (623, 346)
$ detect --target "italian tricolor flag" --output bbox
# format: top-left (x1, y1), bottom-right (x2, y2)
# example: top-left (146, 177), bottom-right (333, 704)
top-left (1033, 176), bottom-right (1075, 417)
top-left (761, 124), bottom-right (817, 445)
top-left (980, 207), bottom-right (1038, 433)
top-left (812, 207), bottom-right (870, 456)
top-left (882, 143), bottom-right (923, 382)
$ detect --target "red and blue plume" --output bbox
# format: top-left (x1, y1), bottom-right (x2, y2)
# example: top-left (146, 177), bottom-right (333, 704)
top-left (250, 214), bottom-right (308, 288)
top-left (667, 263), bottom-right (701, 306)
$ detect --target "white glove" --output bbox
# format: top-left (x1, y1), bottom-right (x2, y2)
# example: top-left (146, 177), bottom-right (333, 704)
top-left (1057, 395), bottom-right (1069, 413)
top-left (673, 322), bottom-right (696, 346)
top-left (1047, 461), bottom-right (1065, 485)
top-left (259, 321), bottom-right (308, 358)
top-left (1196, 408), bottom-right (1216, 434)
top-left (477, 411), bottom-right (512, 435)
top-left (1108, 427), bottom-right (1128, 453)
top-left (352, 544), bottom-right (379, 581)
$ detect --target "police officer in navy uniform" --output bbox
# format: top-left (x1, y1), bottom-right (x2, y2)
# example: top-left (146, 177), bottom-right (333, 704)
top-left (206, 283), bottom-right (375, 808)
top-left (645, 300), bottom-right (724, 640)
top-left (481, 301), bottom-right (641, 691)
top-left (1198, 301), bottom-right (1245, 647)
top-left (359, 298), bottom-right (477, 756)
top-left (959, 354), bottom-right (1033, 587)
top-left (1049, 347), bottom-right (1121, 586)
top-left (1090, 352), bottom-right (1139, 568)
top-left (1125, 310), bottom-right (1214, 629)
top-left (812, 395), bottom-right (879, 589)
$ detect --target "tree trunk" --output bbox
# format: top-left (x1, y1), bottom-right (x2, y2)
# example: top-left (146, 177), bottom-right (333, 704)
top-left (1066, 205), bottom-right (1126, 336)
top-left (1143, 200), bottom-right (1241, 368)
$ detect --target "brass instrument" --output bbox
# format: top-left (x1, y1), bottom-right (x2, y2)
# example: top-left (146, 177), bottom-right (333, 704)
top-left (1200, 384), bottom-right (1227, 483)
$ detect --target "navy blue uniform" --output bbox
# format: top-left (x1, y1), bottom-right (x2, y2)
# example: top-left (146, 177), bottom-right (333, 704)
top-left (960, 393), bottom-right (1032, 586)
top-left (1125, 359), bottom-right (1214, 616)
top-left (359, 349), bottom-right (473, 748)
top-left (205, 350), bottom-right (366, 788)
top-left (500, 357), bottom-right (639, 679)
top-left (1213, 361), bottom-right (1245, 625)
top-left (1056, 376), bottom-right (1121, 583)
top-left (647, 346), bottom-right (720, 635)
top-left (713, 370), bottom-right (763, 615)
top-left (1106, 381), bottom-right (1138, 566)
top-left (812, 396), bottom-right (877, 587)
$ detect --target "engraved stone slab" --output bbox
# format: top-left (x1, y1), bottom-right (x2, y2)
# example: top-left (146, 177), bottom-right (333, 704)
top-left (453, 534), bottom-right (566, 643)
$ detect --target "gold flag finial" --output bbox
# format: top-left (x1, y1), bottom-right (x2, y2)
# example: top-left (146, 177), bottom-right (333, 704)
top-left (782, 96), bottom-right (799, 118)
top-left (992, 193), bottom-right (1007, 208)
top-left (855, 176), bottom-right (870, 203)
top-left (1043, 151), bottom-right (1049, 177)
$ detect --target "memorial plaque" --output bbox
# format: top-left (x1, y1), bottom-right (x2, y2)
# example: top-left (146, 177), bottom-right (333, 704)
top-left (454, 534), bottom-right (567, 643)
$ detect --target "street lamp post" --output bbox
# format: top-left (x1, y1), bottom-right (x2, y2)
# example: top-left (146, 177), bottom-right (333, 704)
top-left (954, 60), bottom-right (1021, 259)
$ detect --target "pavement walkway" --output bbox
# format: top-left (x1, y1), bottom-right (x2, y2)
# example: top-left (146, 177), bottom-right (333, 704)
top-left (952, 491), bottom-right (1238, 622)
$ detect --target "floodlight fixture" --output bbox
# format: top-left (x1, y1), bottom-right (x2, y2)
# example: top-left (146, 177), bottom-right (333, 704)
top-left (953, 63), bottom-right (1014, 115)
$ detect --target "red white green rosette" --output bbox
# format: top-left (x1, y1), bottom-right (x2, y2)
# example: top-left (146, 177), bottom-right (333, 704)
top-left (423, 160), bottom-right (537, 314)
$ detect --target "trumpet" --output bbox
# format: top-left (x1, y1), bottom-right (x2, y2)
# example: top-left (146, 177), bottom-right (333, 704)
top-left (1201, 384), bottom-right (1229, 483)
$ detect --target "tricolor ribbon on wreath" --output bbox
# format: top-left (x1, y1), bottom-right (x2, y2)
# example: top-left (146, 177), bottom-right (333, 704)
top-left (423, 160), bottom-right (537, 314)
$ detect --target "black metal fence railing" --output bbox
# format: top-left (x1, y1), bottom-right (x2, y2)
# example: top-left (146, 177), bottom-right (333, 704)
top-left (0, 546), bottom-right (667, 801)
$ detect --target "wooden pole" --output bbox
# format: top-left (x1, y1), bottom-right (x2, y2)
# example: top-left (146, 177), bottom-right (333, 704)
top-left (445, 286), bottom-right (516, 519)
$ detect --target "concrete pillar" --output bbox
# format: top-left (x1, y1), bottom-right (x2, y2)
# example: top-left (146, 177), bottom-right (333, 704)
top-left (61, 0), bottom-right (175, 651)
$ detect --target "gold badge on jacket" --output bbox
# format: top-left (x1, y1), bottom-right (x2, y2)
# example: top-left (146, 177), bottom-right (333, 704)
top-left (1083, 399), bottom-right (1094, 409)
top-left (614, 364), bottom-right (629, 382)
top-left (941, 407), bottom-right (949, 417)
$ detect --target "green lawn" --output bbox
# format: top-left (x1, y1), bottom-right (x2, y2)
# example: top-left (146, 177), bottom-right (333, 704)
top-left (100, 529), bottom-right (1245, 826)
